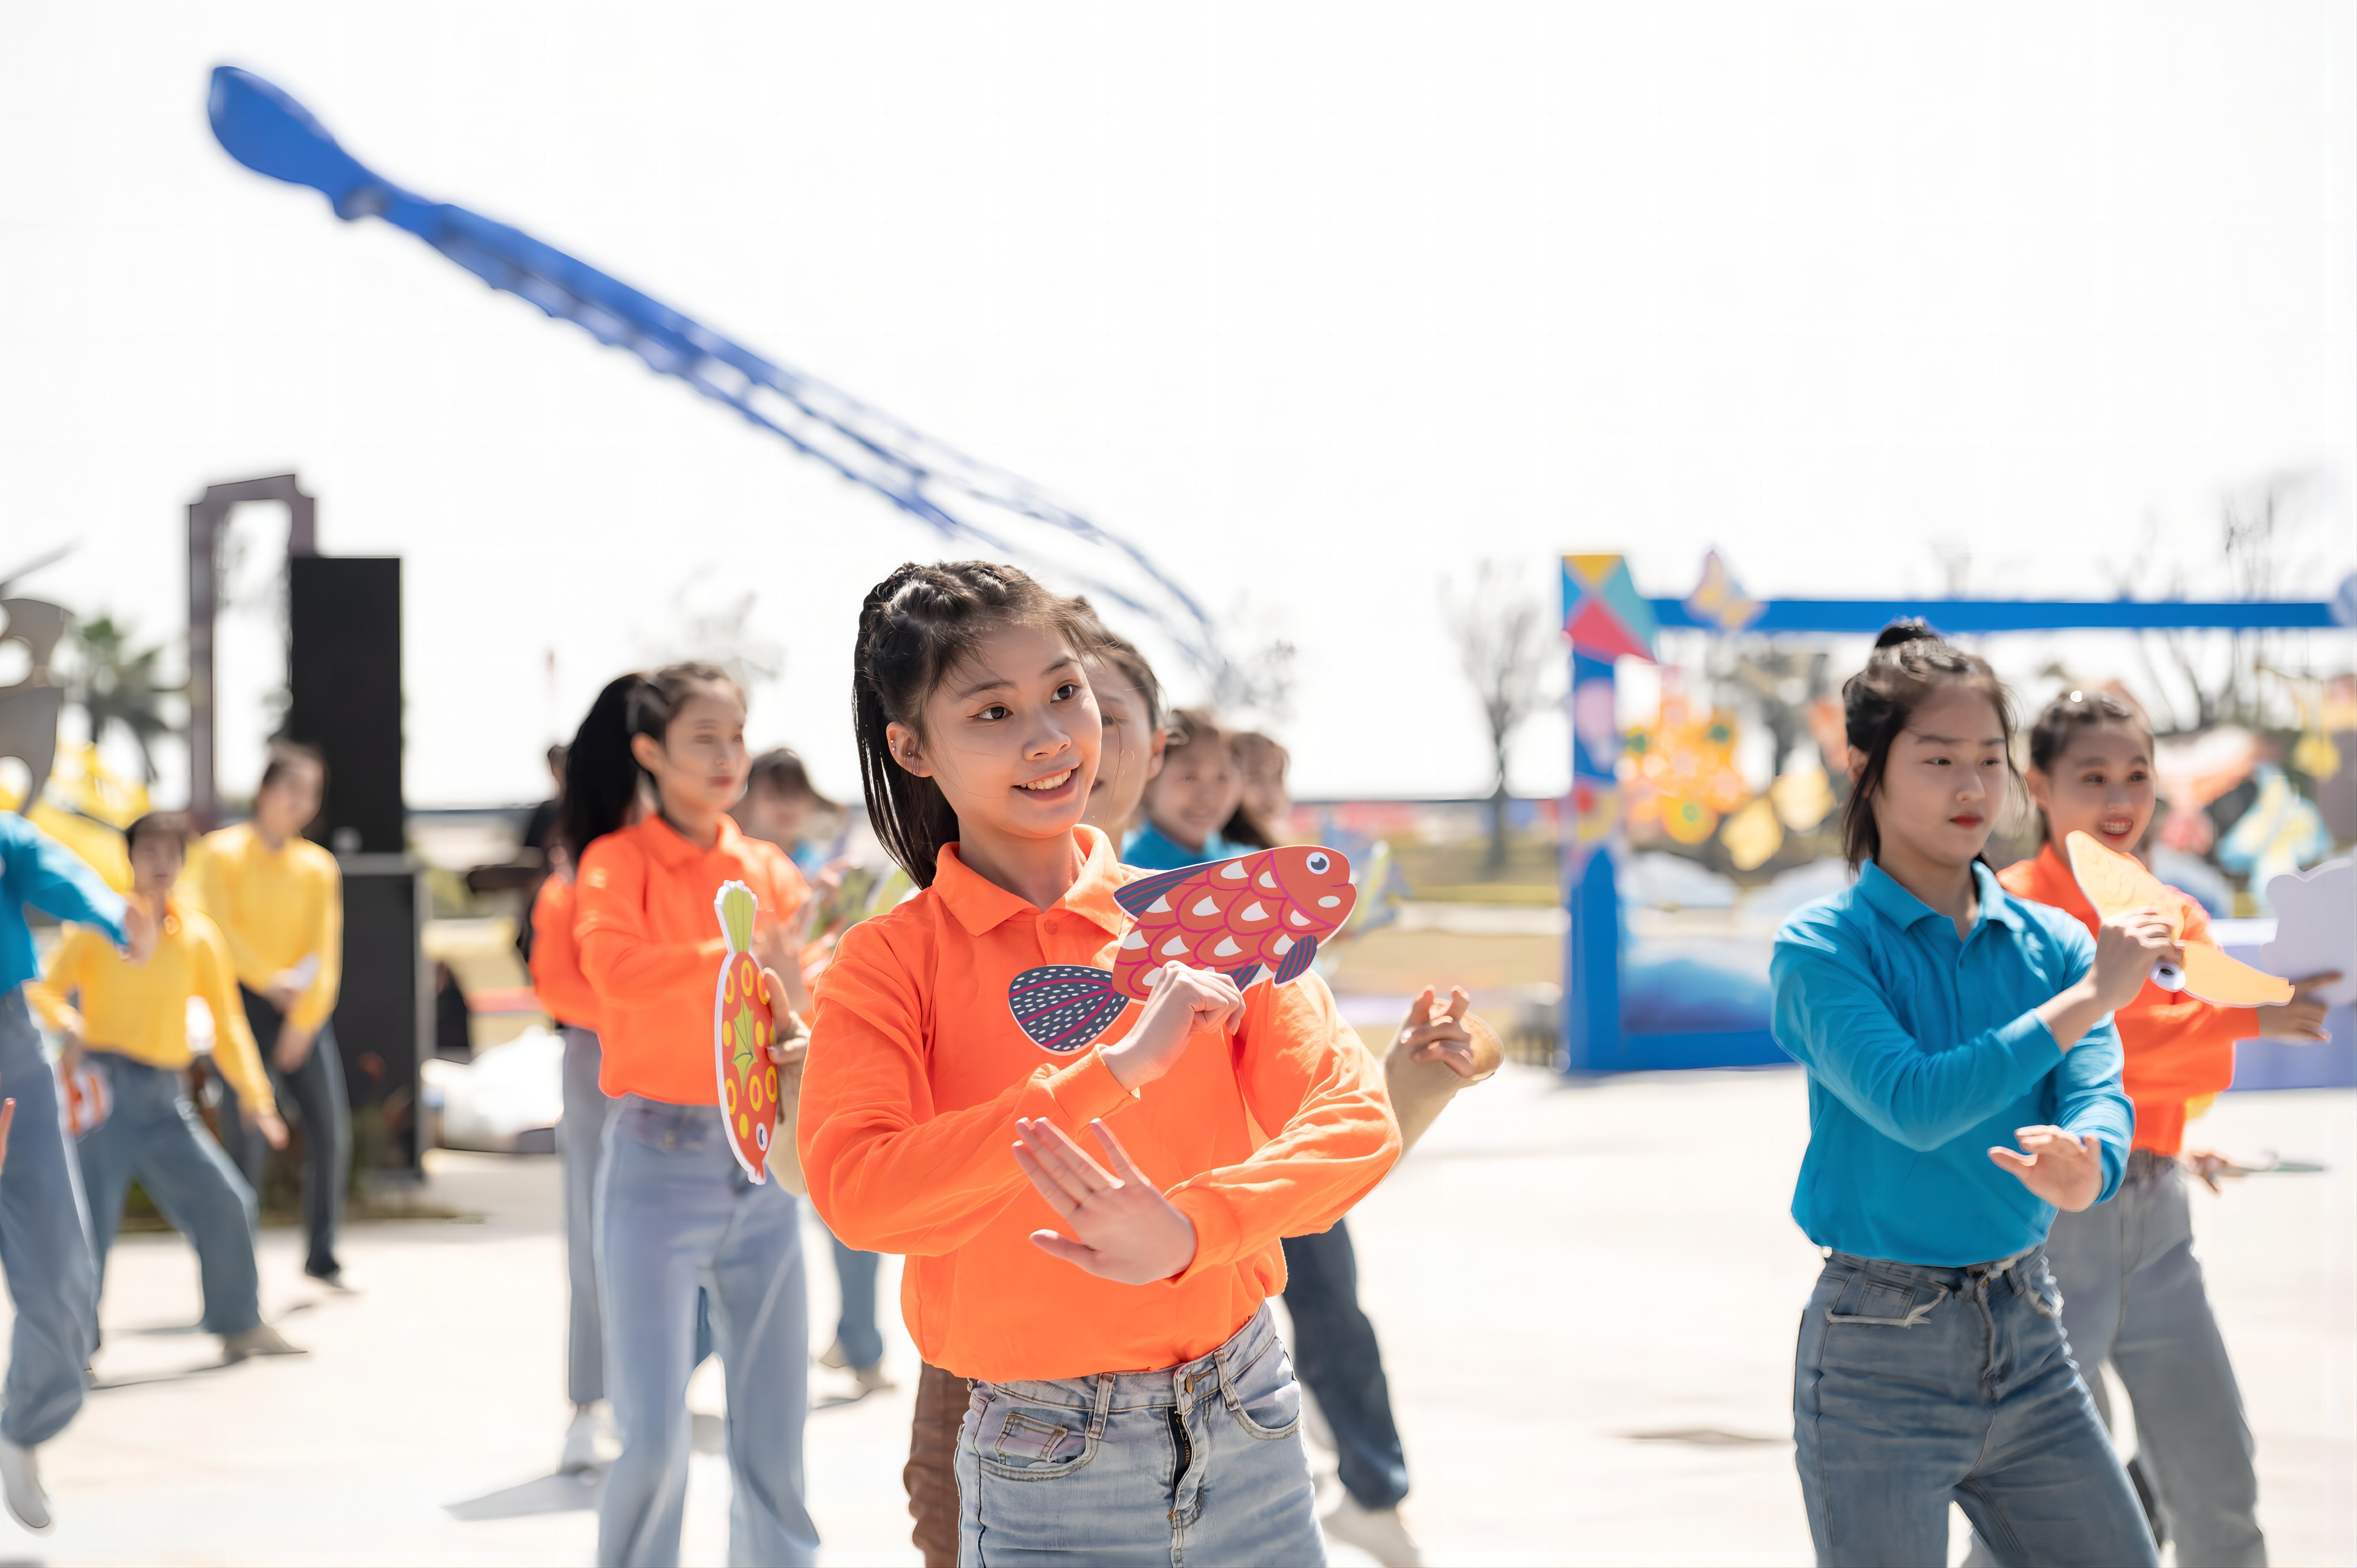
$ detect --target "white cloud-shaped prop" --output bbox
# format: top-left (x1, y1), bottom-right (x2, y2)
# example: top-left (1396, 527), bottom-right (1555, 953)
top-left (2259, 859), bottom-right (2355, 1009)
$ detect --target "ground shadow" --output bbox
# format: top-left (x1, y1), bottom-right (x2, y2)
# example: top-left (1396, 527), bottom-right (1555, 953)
top-left (445, 1470), bottom-right (603, 1521)
top-left (1623, 1427), bottom-right (1784, 1447)
top-left (89, 1359), bottom-right (237, 1390)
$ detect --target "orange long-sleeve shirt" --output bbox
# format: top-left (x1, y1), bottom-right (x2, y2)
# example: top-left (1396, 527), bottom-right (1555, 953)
top-left (1999, 844), bottom-right (2257, 1155)
top-left (528, 875), bottom-right (600, 1032)
top-left (574, 814), bottom-right (807, 1104)
top-left (799, 825), bottom-right (1400, 1382)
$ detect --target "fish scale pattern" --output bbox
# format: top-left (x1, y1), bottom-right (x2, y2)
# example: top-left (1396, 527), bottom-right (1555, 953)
top-left (1005, 846), bottom-right (1358, 1053)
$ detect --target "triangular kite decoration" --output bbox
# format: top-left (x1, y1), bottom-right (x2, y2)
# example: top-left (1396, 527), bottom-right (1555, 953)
top-left (1561, 554), bottom-right (1658, 663)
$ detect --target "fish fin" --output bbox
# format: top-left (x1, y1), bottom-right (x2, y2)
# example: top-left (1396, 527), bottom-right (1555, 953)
top-left (1270, 936), bottom-right (1319, 985)
top-left (1227, 963), bottom-right (1262, 989)
top-left (1113, 864), bottom-right (1202, 917)
top-left (1007, 964), bottom-right (1129, 1053)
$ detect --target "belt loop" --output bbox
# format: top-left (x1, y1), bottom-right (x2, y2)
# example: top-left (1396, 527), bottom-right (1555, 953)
top-left (1092, 1372), bottom-right (1115, 1436)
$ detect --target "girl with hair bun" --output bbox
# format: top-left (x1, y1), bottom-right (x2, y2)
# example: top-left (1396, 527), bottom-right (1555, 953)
top-left (801, 560), bottom-right (1399, 1566)
top-left (1770, 623), bottom-right (2169, 1567)
top-left (569, 664), bottom-right (818, 1567)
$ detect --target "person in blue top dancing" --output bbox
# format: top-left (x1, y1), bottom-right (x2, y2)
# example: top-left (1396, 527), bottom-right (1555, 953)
top-left (0, 811), bottom-right (155, 1535)
top-left (1771, 623), bottom-right (2173, 1568)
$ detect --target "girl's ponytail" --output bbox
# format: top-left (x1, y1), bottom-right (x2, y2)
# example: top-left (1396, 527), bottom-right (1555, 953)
top-left (1837, 620), bottom-right (2019, 869)
top-left (561, 674), bottom-right (650, 865)
top-left (852, 561), bottom-right (1103, 887)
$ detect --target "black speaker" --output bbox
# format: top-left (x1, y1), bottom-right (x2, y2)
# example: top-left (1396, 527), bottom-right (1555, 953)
top-left (333, 864), bottom-right (427, 1174)
top-left (287, 555), bottom-right (422, 1175)
top-left (287, 557), bottom-right (403, 854)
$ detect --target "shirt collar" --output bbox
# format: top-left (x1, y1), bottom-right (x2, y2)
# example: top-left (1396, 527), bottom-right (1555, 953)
top-left (933, 825), bottom-right (1128, 940)
top-left (636, 811), bottom-right (744, 868)
top-left (1857, 859), bottom-right (2024, 934)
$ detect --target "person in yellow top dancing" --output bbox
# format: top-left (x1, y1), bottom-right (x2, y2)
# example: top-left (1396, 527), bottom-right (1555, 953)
top-left (31, 813), bottom-right (302, 1363)
top-left (193, 745), bottom-right (349, 1290)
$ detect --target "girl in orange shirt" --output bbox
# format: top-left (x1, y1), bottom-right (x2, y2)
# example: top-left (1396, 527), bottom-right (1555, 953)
top-left (527, 677), bottom-right (642, 1475)
top-left (801, 562), bottom-right (1399, 1567)
top-left (1984, 691), bottom-right (2334, 1567)
top-left (570, 663), bottom-right (817, 1568)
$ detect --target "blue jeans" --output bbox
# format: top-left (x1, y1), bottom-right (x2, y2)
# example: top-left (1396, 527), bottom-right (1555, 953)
top-left (1282, 1219), bottom-right (1408, 1509)
top-left (214, 987), bottom-right (348, 1279)
top-left (955, 1302), bottom-right (1324, 1567)
top-left (1795, 1247), bottom-right (2157, 1568)
top-left (0, 989), bottom-right (97, 1445)
top-left (559, 1025), bottom-right (615, 1405)
top-left (1966, 1152), bottom-right (2265, 1567)
top-left (828, 1228), bottom-right (883, 1371)
top-left (595, 1096), bottom-right (816, 1568)
top-left (75, 1053), bottom-right (261, 1335)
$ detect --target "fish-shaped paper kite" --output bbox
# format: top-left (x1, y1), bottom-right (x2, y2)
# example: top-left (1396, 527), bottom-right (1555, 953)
top-left (1006, 846), bottom-right (1358, 1053)
top-left (2065, 831), bottom-right (2294, 1008)
top-left (713, 880), bottom-right (779, 1182)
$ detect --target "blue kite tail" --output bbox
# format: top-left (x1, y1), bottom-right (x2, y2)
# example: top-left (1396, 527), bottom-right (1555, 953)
top-left (1008, 965), bottom-right (1129, 1055)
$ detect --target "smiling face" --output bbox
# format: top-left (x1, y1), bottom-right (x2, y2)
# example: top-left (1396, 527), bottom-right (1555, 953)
top-left (1855, 685), bottom-right (2011, 872)
top-left (2027, 720), bottom-right (2156, 857)
top-left (1081, 657), bottom-right (1165, 838)
top-left (1143, 737), bottom-right (1241, 854)
top-left (632, 684), bottom-right (751, 821)
top-left (888, 620), bottom-right (1102, 847)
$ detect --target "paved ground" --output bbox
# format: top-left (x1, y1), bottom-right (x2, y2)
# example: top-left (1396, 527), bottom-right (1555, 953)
top-left (6, 1067), bottom-right (2350, 1566)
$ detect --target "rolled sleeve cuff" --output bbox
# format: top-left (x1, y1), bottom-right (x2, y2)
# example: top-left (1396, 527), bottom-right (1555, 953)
top-left (90, 895), bottom-right (130, 950)
top-left (1164, 1188), bottom-right (1242, 1283)
top-left (1039, 1047), bottom-right (1136, 1130)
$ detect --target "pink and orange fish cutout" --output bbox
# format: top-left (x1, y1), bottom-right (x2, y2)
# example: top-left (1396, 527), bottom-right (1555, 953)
top-left (2065, 831), bottom-right (2293, 1007)
top-left (1007, 846), bottom-right (1358, 1054)
top-left (713, 881), bottom-right (780, 1181)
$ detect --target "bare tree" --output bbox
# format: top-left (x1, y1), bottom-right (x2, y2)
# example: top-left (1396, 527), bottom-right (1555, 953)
top-left (641, 572), bottom-right (785, 696)
top-left (2099, 472), bottom-right (2333, 733)
top-left (1444, 562), bottom-right (1555, 872)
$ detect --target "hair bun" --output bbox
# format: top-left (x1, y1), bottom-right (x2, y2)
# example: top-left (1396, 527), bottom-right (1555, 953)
top-left (1873, 618), bottom-right (1938, 651)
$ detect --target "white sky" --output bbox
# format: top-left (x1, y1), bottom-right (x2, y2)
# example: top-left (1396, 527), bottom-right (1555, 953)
top-left (3, 1), bottom-right (2352, 807)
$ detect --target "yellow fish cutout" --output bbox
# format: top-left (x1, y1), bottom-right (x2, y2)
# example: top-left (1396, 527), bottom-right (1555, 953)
top-left (2064, 831), bottom-right (2293, 1007)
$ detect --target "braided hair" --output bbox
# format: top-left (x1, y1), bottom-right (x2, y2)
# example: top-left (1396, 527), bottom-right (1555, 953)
top-left (852, 562), bottom-right (1103, 886)
top-left (1837, 620), bottom-right (2019, 868)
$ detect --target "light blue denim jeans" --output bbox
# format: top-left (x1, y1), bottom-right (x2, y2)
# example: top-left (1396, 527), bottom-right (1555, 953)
top-left (75, 1052), bottom-right (261, 1335)
top-left (594, 1095), bottom-right (816, 1568)
top-left (955, 1302), bottom-right (1323, 1568)
top-left (0, 989), bottom-right (98, 1446)
top-left (1965, 1150), bottom-right (2264, 1567)
top-left (559, 1025), bottom-right (614, 1406)
top-left (826, 1227), bottom-right (883, 1372)
top-left (1795, 1246), bottom-right (2157, 1568)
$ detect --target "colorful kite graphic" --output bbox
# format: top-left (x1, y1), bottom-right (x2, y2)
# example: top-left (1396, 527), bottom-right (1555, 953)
top-left (1560, 554), bottom-right (1658, 663)
top-left (713, 881), bottom-right (780, 1182)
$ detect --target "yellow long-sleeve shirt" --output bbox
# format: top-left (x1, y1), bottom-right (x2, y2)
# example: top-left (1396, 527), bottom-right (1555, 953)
top-left (29, 902), bottom-right (277, 1116)
top-left (191, 822), bottom-right (343, 1033)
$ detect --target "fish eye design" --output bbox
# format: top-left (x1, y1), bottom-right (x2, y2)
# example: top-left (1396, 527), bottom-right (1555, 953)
top-left (1306, 852), bottom-right (1330, 873)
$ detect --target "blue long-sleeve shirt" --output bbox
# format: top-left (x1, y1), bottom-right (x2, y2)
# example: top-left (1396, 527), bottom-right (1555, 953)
top-left (1121, 823), bottom-right (1253, 872)
top-left (1770, 859), bottom-right (2131, 1266)
top-left (2, 812), bottom-right (128, 995)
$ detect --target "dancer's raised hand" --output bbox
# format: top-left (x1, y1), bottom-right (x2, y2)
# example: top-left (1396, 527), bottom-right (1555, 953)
top-left (1014, 1117), bottom-right (1197, 1285)
top-left (1988, 1124), bottom-right (2105, 1211)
